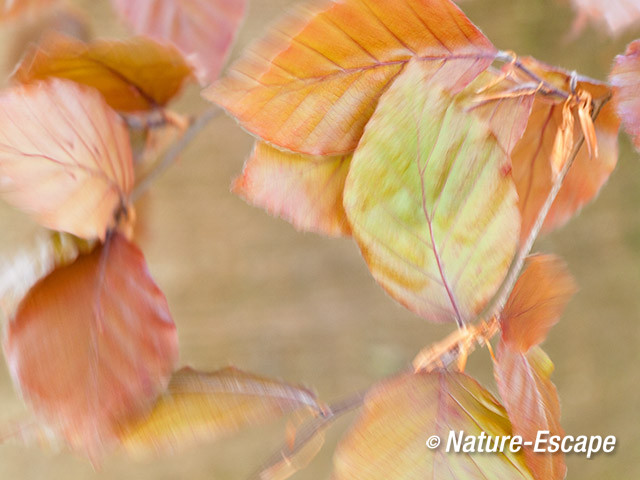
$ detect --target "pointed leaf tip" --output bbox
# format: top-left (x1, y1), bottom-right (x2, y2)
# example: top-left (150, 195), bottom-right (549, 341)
top-left (205, 0), bottom-right (496, 155)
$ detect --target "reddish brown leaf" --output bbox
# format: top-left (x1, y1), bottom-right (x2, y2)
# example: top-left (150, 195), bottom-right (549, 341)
top-left (13, 34), bottom-right (194, 112)
top-left (205, 0), bottom-right (497, 156)
top-left (494, 344), bottom-right (566, 480)
top-left (511, 58), bottom-right (619, 242)
top-left (333, 370), bottom-right (534, 479)
top-left (610, 40), bottom-right (640, 151)
top-left (0, 79), bottom-right (134, 240)
top-left (118, 367), bottom-right (321, 457)
top-left (233, 142), bottom-right (352, 237)
top-left (111, 0), bottom-right (246, 83)
top-left (501, 254), bottom-right (577, 353)
top-left (3, 233), bottom-right (179, 459)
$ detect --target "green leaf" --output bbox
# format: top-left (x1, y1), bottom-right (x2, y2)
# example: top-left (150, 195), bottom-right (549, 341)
top-left (343, 60), bottom-right (520, 324)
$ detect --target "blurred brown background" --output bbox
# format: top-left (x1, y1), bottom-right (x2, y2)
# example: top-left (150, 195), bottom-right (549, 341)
top-left (0, 0), bottom-right (638, 478)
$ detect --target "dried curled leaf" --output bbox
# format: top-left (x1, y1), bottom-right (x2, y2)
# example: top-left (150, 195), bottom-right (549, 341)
top-left (13, 34), bottom-right (194, 112)
top-left (494, 345), bottom-right (565, 480)
top-left (333, 370), bottom-right (534, 480)
top-left (206, 0), bottom-right (497, 155)
top-left (511, 58), bottom-right (619, 242)
top-left (344, 60), bottom-right (520, 324)
top-left (111, 0), bottom-right (246, 83)
top-left (610, 40), bottom-right (640, 151)
top-left (3, 233), bottom-right (178, 459)
top-left (118, 367), bottom-right (322, 457)
top-left (501, 254), bottom-right (577, 353)
top-left (234, 142), bottom-right (352, 237)
top-left (0, 79), bottom-right (134, 240)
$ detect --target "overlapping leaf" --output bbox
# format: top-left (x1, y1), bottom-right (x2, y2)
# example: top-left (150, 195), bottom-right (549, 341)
top-left (344, 60), bottom-right (520, 324)
top-left (0, 79), bottom-right (134, 240)
top-left (510, 58), bottom-right (619, 242)
top-left (610, 40), bottom-right (640, 151)
top-left (111, 0), bottom-right (246, 83)
top-left (206, 0), bottom-right (497, 156)
top-left (501, 255), bottom-right (577, 353)
top-left (494, 345), bottom-right (565, 480)
top-left (118, 367), bottom-right (322, 457)
top-left (333, 370), bottom-right (534, 480)
top-left (234, 142), bottom-right (352, 237)
top-left (13, 34), bottom-right (194, 112)
top-left (3, 233), bottom-right (179, 459)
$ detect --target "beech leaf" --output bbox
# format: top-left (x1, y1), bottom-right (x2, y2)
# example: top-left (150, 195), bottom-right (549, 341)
top-left (3, 233), bottom-right (179, 459)
top-left (234, 142), bottom-right (352, 237)
top-left (333, 370), bottom-right (534, 480)
top-left (610, 40), bottom-right (640, 152)
top-left (13, 34), bottom-right (195, 112)
top-left (494, 344), bottom-right (565, 480)
top-left (501, 254), bottom-right (577, 353)
top-left (343, 60), bottom-right (520, 324)
top-left (118, 367), bottom-right (322, 457)
top-left (111, 0), bottom-right (246, 84)
top-left (510, 58), bottom-right (620, 242)
top-left (205, 0), bottom-right (497, 156)
top-left (0, 79), bottom-right (134, 240)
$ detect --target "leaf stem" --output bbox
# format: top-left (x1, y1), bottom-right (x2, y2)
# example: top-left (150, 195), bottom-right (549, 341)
top-left (129, 106), bottom-right (221, 203)
top-left (478, 92), bottom-right (611, 324)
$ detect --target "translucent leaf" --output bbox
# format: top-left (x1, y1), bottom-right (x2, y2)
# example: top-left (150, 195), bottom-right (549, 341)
top-left (494, 344), bottom-right (565, 480)
top-left (3, 233), bottom-right (179, 459)
top-left (344, 60), bottom-right (520, 324)
top-left (0, 79), bottom-right (134, 240)
top-left (610, 40), bottom-right (640, 152)
top-left (333, 370), bottom-right (534, 480)
top-left (233, 142), bottom-right (352, 237)
top-left (510, 58), bottom-right (620, 242)
top-left (111, 0), bottom-right (246, 83)
top-left (118, 367), bottom-right (322, 457)
top-left (501, 254), bottom-right (577, 353)
top-left (205, 0), bottom-right (497, 155)
top-left (13, 34), bottom-right (194, 112)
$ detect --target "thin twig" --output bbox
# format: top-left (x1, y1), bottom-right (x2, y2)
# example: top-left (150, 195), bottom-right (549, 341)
top-left (477, 92), bottom-right (611, 324)
top-left (130, 106), bottom-right (221, 203)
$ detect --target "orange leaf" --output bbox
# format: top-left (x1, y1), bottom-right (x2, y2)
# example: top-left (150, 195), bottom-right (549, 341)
top-left (0, 79), bottom-right (134, 240)
top-left (111, 0), bottom-right (246, 84)
top-left (610, 40), bottom-right (640, 151)
top-left (501, 254), bottom-right (577, 353)
top-left (3, 233), bottom-right (179, 460)
top-left (205, 0), bottom-right (497, 156)
top-left (511, 58), bottom-right (619, 242)
top-left (233, 142), bottom-right (352, 237)
top-left (118, 367), bottom-right (321, 457)
top-left (13, 34), bottom-right (194, 112)
top-left (494, 344), bottom-right (566, 480)
top-left (333, 370), bottom-right (534, 479)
